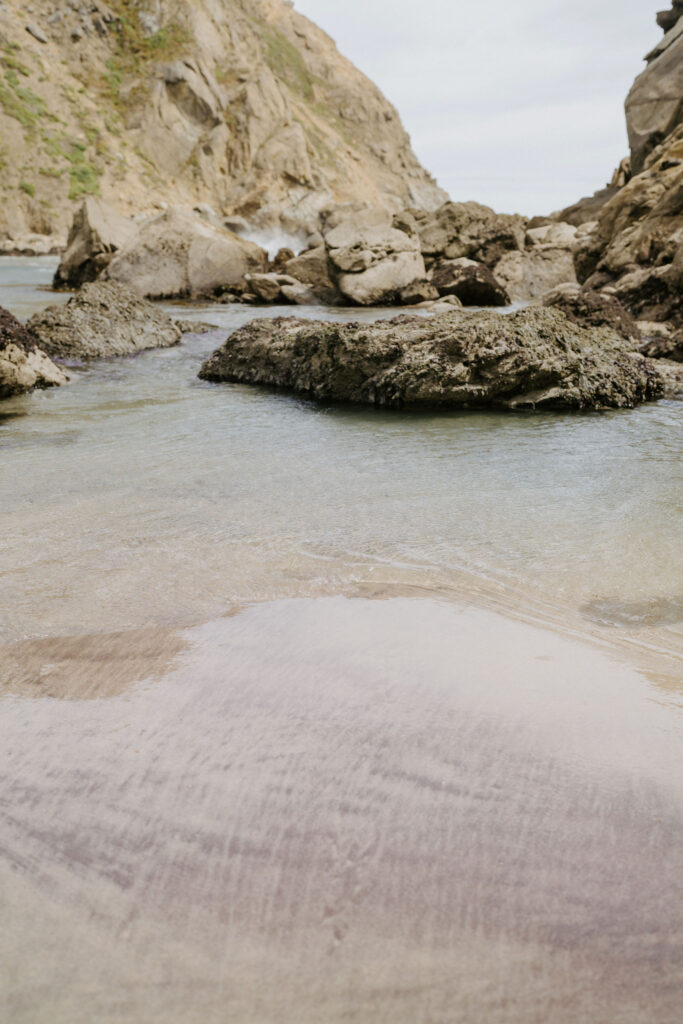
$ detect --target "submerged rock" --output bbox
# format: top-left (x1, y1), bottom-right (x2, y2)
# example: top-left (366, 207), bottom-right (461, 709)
top-left (0, 306), bottom-right (67, 399)
top-left (198, 307), bottom-right (663, 410)
top-left (27, 281), bottom-right (181, 360)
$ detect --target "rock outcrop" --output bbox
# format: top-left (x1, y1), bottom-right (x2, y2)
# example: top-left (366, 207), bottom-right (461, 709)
top-left (0, 0), bottom-right (445, 244)
top-left (559, 7), bottom-right (683, 331)
top-left (198, 307), bottom-right (664, 411)
top-left (0, 306), bottom-right (67, 399)
top-left (27, 281), bottom-right (181, 360)
top-left (429, 258), bottom-right (510, 306)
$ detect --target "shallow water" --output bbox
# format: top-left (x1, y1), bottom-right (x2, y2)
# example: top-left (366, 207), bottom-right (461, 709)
top-left (0, 260), bottom-right (681, 659)
top-left (1, 259), bottom-right (682, 1023)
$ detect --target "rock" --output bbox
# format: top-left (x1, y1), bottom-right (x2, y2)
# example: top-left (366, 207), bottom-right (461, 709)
top-left (657, 3), bottom-right (683, 34)
top-left (198, 306), bottom-right (663, 411)
top-left (640, 327), bottom-right (683, 361)
top-left (223, 216), bottom-right (250, 235)
top-left (27, 281), bottom-right (181, 360)
top-left (398, 281), bottom-right (440, 305)
top-left (54, 199), bottom-right (140, 289)
top-left (551, 186), bottom-right (620, 228)
top-left (323, 212), bottom-right (427, 306)
top-left (493, 248), bottom-right (577, 302)
top-left (174, 319), bottom-right (220, 334)
top-left (526, 222), bottom-right (577, 248)
top-left (541, 284), bottom-right (641, 341)
top-left (284, 246), bottom-right (339, 304)
top-left (429, 258), bottom-right (510, 306)
top-left (105, 209), bottom-right (267, 299)
top-left (0, 234), bottom-right (66, 257)
top-left (269, 247), bottom-right (296, 273)
top-left (608, 259), bottom-right (683, 326)
top-left (0, 306), bottom-right (67, 400)
top-left (25, 23), bottom-right (48, 44)
top-left (280, 282), bottom-right (319, 305)
top-left (413, 201), bottom-right (526, 267)
top-left (627, 16), bottom-right (683, 171)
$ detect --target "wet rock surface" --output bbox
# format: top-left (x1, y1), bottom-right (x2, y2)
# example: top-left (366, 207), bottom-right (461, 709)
top-left (199, 307), bottom-right (664, 410)
top-left (27, 281), bottom-right (181, 360)
top-left (0, 306), bottom-right (67, 399)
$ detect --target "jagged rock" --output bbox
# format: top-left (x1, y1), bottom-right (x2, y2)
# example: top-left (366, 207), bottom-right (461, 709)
top-left (657, 2), bottom-right (683, 34)
top-left (627, 14), bottom-right (683, 171)
top-left (607, 256), bottom-right (683, 327)
top-left (198, 306), bottom-right (663, 411)
top-left (493, 248), bottom-right (577, 302)
top-left (0, 306), bottom-right (67, 399)
top-left (104, 208), bottom-right (267, 299)
top-left (54, 198), bottom-right (140, 289)
top-left (284, 246), bottom-right (339, 305)
top-left (27, 281), bottom-right (181, 360)
top-left (541, 284), bottom-right (641, 341)
top-left (429, 258), bottom-right (510, 306)
top-left (412, 202), bottom-right (526, 267)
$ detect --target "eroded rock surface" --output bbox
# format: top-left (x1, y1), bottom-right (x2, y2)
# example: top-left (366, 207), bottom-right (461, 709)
top-left (541, 284), bottom-right (641, 342)
top-left (27, 281), bottom-right (181, 360)
top-left (199, 307), bottom-right (663, 410)
top-left (0, 306), bottom-right (67, 399)
top-left (53, 198), bottom-right (140, 289)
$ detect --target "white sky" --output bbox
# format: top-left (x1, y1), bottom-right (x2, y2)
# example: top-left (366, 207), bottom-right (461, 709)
top-left (292, 0), bottom-right (663, 215)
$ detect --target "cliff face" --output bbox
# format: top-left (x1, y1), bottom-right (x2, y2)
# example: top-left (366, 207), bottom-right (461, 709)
top-left (0, 0), bottom-right (446, 243)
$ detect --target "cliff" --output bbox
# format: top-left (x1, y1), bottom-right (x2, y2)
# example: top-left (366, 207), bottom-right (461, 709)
top-left (0, 0), bottom-right (446, 244)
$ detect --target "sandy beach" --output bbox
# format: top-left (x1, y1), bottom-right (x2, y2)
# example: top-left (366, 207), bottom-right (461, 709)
top-left (1, 596), bottom-right (681, 1024)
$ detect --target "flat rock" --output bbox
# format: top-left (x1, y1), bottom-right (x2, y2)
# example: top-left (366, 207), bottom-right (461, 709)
top-left (27, 281), bottom-right (181, 360)
top-left (198, 306), bottom-right (663, 411)
top-left (0, 306), bottom-right (67, 399)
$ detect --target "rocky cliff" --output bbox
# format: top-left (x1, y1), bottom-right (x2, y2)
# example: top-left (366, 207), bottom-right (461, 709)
top-left (0, 0), bottom-right (445, 246)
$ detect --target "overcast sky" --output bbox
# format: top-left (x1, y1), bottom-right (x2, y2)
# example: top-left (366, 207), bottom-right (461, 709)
top-left (292, 0), bottom-right (662, 215)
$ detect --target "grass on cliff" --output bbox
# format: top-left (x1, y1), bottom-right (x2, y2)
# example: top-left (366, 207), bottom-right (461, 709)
top-left (262, 24), bottom-right (314, 101)
top-left (97, 2), bottom-right (192, 116)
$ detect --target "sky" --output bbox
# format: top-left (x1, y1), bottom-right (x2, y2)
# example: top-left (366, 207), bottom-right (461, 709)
top-left (292, 0), bottom-right (663, 215)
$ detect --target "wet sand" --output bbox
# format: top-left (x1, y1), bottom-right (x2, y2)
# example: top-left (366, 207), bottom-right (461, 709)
top-left (1, 597), bottom-right (681, 1023)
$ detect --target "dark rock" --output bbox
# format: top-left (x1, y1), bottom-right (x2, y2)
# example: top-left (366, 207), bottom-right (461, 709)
top-left (542, 285), bottom-right (641, 341)
top-left (28, 281), bottom-right (181, 360)
top-left (54, 198), bottom-right (139, 289)
top-left (398, 281), bottom-right (440, 304)
top-left (430, 259), bottom-right (510, 306)
top-left (269, 247), bottom-right (296, 273)
top-left (284, 246), bottom-right (340, 305)
top-left (198, 306), bottom-right (663, 411)
top-left (415, 201), bottom-right (526, 268)
top-left (640, 327), bottom-right (683, 361)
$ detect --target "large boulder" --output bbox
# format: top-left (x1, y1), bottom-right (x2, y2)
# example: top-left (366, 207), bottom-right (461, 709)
top-left (493, 248), bottom-right (577, 302)
top-left (412, 201), bottom-right (526, 267)
top-left (0, 306), bottom-right (67, 399)
top-left (429, 258), bottom-right (510, 306)
top-left (323, 208), bottom-right (427, 306)
top-left (198, 306), bottom-right (664, 411)
top-left (104, 209), bottom-right (267, 299)
top-left (284, 246), bottom-right (340, 305)
top-left (53, 198), bottom-right (140, 289)
top-left (27, 281), bottom-right (181, 360)
top-left (541, 284), bottom-right (641, 341)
